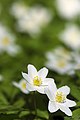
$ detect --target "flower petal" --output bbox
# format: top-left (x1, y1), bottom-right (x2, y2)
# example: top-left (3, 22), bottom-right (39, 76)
top-left (48, 80), bottom-right (57, 94)
top-left (65, 99), bottom-right (76, 107)
top-left (22, 72), bottom-right (29, 80)
top-left (21, 89), bottom-right (29, 94)
top-left (38, 67), bottom-right (48, 79)
top-left (19, 79), bottom-right (26, 84)
top-left (48, 101), bottom-right (59, 113)
top-left (28, 64), bottom-right (37, 78)
top-left (12, 81), bottom-right (20, 88)
top-left (42, 78), bottom-right (54, 85)
top-left (58, 86), bottom-right (70, 95)
top-left (59, 105), bottom-right (72, 116)
top-left (26, 82), bottom-right (35, 92)
top-left (36, 86), bottom-right (45, 94)
top-left (44, 87), bottom-right (54, 101)
top-left (22, 72), bottom-right (32, 83)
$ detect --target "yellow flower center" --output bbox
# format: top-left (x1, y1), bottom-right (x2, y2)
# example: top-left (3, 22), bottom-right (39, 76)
top-left (57, 60), bottom-right (66, 68)
top-left (21, 82), bottom-right (26, 89)
top-left (55, 91), bottom-right (66, 103)
top-left (2, 37), bottom-right (10, 46)
top-left (33, 76), bottom-right (42, 86)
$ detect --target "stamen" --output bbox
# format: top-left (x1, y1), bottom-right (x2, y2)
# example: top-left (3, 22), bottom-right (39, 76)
top-left (2, 37), bottom-right (10, 46)
top-left (57, 60), bottom-right (66, 68)
top-left (55, 91), bottom-right (66, 103)
top-left (22, 82), bottom-right (26, 89)
top-left (33, 76), bottom-right (42, 86)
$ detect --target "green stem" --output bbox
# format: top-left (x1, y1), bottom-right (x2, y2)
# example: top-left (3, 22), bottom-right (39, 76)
top-left (34, 91), bottom-right (37, 119)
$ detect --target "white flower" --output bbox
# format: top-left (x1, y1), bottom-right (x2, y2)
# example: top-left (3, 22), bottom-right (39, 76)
top-left (0, 24), bottom-right (20, 56)
top-left (55, 0), bottom-right (80, 20)
top-left (22, 64), bottom-right (54, 94)
top-left (17, 15), bottom-right (40, 36)
top-left (13, 79), bottom-right (29, 94)
top-left (61, 52), bottom-right (80, 74)
top-left (29, 6), bottom-right (52, 27)
top-left (51, 46), bottom-right (72, 60)
top-left (74, 58), bottom-right (80, 70)
top-left (11, 2), bottom-right (28, 19)
top-left (17, 5), bottom-right (52, 36)
top-left (71, 52), bottom-right (80, 70)
top-left (59, 24), bottom-right (80, 50)
top-left (45, 50), bottom-right (73, 74)
top-left (45, 82), bottom-right (76, 116)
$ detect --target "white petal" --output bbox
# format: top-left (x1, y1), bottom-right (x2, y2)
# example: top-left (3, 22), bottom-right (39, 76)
top-left (58, 86), bottom-right (70, 95)
top-left (28, 64), bottom-right (38, 78)
top-left (19, 79), bottom-right (26, 84)
top-left (26, 82), bottom-right (35, 92)
top-left (59, 105), bottom-right (72, 116)
top-left (44, 87), bottom-right (54, 101)
top-left (36, 86), bottom-right (45, 94)
top-left (48, 101), bottom-right (59, 113)
top-left (48, 80), bottom-right (57, 94)
top-left (22, 72), bottom-right (28, 80)
top-left (38, 67), bottom-right (48, 79)
top-left (19, 79), bottom-right (29, 94)
top-left (19, 79), bottom-right (27, 88)
top-left (12, 81), bottom-right (29, 94)
top-left (22, 72), bottom-right (31, 83)
top-left (21, 89), bottom-right (29, 94)
top-left (65, 99), bottom-right (76, 107)
top-left (43, 78), bottom-right (54, 85)
top-left (7, 44), bottom-right (20, 56)
top-left (12, 81), bottom-right (20, 88)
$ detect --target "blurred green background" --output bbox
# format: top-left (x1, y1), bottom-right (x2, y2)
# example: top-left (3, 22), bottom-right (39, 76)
top-left (0, 0), bottom-right (80, 120)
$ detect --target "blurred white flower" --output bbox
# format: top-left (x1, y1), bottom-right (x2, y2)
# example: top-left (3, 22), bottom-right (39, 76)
top-left (74, 59), bottom-right (80, 70)
top-left (22, 64), bottom-right (54, 94)
top-left (46, 56), bottom-right (73, 75)
top-left (0, 24), bottom-right (20, 56)
top-left (11, 2), bottom-right (28, 19)
top-left (45, 82), bottom-right (76, 116)
top-left (59, 24), bottom-right (80, 50)
top-left (55, 0), bottom-right (80, 20)
top-left (71, 52), bottom-right (80, 70)
top-left (17, 15), bottom-right (40, 36)
top-left (13, 79), bottom-right (29, 94)
top-left (62, 52), bottom-right (80, 75)
top-left (0, 74), bottom-right (3, 81)
top-left (17, 5), bottom-right (52, 36)
top-left (52, 46), bottom-right (72, 60)
top-left (45, 48), bottom-right (73, 74)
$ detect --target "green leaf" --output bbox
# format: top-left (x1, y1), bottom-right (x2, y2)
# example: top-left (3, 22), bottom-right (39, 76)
top-left (0, 105), bottom-right (19, 114)
top-left (13, 98), bottom-right (25, 108)
top-left (32, 109), bottom-right (49, 119)
top-left (0, 93), bottom-right (9, 105)
top-left (76, 101), bottom-right (80, 107)
top-left (64, 117), bottom-right (73, 120)
top-left (0, 114), bottom-right (18, 120)
top-left (19, 110), bottom-right (30, 118)
top-left (69, 83), bottom-right (80, 100)
top-left (72, 108), bottom-right (80, 120)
